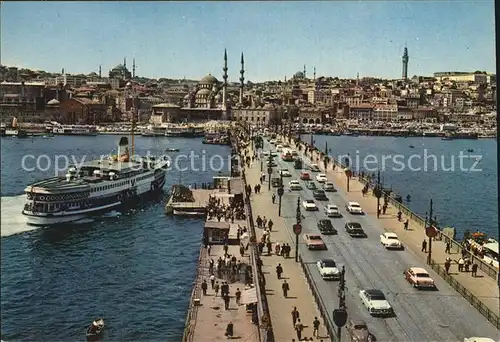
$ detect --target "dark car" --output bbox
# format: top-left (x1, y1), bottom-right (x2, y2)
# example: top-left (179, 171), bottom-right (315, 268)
top-left (271, 177), bottom-right (283, 188)
top-left (294, 158), bottom-right (303, 169)
top-left (313, 189), bottom-right (328, 201)
top-left (318, 219), bottom-right (338, 235)
top-left (345, 222), bottom-right (366, 237)
top-left (267, 161), bottom-right (277, 167)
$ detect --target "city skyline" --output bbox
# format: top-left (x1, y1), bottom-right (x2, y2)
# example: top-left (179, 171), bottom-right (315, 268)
top-left (1, 1), bottom-right (496, 82)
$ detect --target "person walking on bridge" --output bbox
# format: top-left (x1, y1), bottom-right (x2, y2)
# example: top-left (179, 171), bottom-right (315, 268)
top-left (276, 263), bottom-right (283, 279)
top-left (313, 316), bottom-right (321, 338)
top-left (295, 319), bottom-right (304, 341)
top-left (291, 307), bottom-right (300, 326)
top-left (421, 239), bottom-right (427, 252)
top-left (282, 280), bottom-right (290, 297)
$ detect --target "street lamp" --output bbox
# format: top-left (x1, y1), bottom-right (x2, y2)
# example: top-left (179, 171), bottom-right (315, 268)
top-left (267, 153), bottom-right (273, 191)
top-left (344, 168), bottom-right (352, 192)
top-left (294, 197), bottom-right (302, 262)
top-left (425, 199), bottom-right (438, 265)
top-left (277, 185), bottom-right (284, 216)
top-left (333, 265), bottom-right (348, 341)
top-left (374, 170), bottom-right (382, 218)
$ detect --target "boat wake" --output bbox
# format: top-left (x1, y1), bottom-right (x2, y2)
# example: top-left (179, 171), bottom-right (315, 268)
top-left (0, 195), bottom-right (35, 237)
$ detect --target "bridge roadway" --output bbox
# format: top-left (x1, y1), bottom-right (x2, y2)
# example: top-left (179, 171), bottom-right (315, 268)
top-left (263, 140), bottom-right (499, 342)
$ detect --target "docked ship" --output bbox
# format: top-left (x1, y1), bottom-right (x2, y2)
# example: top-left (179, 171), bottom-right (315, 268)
top-left (22, 136), bottom-right (170, 226)
top-left (3, 117), bottom-right (28, 138)
top-left (165, 124), bottom-right (204, 138)
top-left (141, 124), bottom-right (166, 137)
top-left (202, 131), bottom-right (230, 145)
top-left (52, 124), bottom-right (98, 136)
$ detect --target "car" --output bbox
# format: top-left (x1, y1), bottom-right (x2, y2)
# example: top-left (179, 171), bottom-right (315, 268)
top-left (345, 222), bottom-right (366, 237)
top-left (276, 144), bottom-right (283, 152)
top-left (346, 319), bottom-right (374, 342)
top-left (346, 201), bottom-right (364, 214)
top-left (380, 232), bottom-right (403, 249)
top-left (316, 259), bottom-right (340, 280)
top-left (359, 289), bottom-right (394, 316)
top-left (269, 139), bottom-right (276, 145)
top-left (271, 177), bottom-right (283, 188)
top-left (300, 171), bottom-right (310, 180)
top-left (313, 189), bottom-right (328, 201)
top-left (280, 169), bottom-right (292, 177)
top-left (404, 267), bottom-right (437, 289)
top-left (302, 200), bottom-right (318, 211)
top-left (282, 143), bottom-right (290, 148)
top-left (317, 219), bottom-right (338, 235)
top-left (316, 173), bottom-right (328, 183)
top-left (288, 180), bottom-right (302, 190)
top-left (309, 163), bottom-right (321, 172)
top-left (463, 338), bottom-right (497, 342)
top-left (323, 182), bottom-right (336, 192)
top-left (294, 158), bottom-right (303, 169)
top-left (263, 151), bottom-right (270, 156)
top-left (324, 204), bottom-right (342, 218)
top-left (267, 161), bottom-right (277, 167)
top-left (306, 181), bottom-right (317, 190)
top-left (303, 234), bottom-right (327, 250)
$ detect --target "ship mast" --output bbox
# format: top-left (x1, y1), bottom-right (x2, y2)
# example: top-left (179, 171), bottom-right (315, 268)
top-left (126, 82), bottom-right (135, 157)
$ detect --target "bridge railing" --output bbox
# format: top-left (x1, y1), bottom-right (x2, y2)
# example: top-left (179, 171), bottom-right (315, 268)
top-left (182, 247), bottom-right (205, 342)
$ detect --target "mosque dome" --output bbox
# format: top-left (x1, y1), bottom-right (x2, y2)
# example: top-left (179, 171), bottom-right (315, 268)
top-left (197, 88), bottom-right (211, 96)
top-left (199, 74), bottom-right (218, 85)
top-left (215, 93), bottom-right (222, 101)
top-left (47, 98), bottom-right (60, 105)
top-left (294, 71), bottom-right (305, 78)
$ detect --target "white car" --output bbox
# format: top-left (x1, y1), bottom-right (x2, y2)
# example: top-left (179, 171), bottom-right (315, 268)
top-left (302, 200), bottom-right (318, 211)
top-left (270, 151), bottom-right (278, 157)
top-left (280, 169), bottom-right (292, 177)
top-left (316, 173), bottom-right (327, 183)
top-left (310, 164), bottom-right (321, 172)
top-left (323, 182), bottom-right (336, 192)
top-left (269, 139), bottom-right (276, 145)
top-left (346, 201), bottom-right (363, 214)
top-left (316, 259), bottom-right (340, 280)
top-left (324, 204), bottom-right (342, 218)
top-left (380, 232), bottom-right (403, 249)
top-left (289, 180), bottom-right (302, 190)
top-left (263, 151), bottom-right (270, 156)
top-left (359, 289), bottom-right (393, 316)
top-left (276, 145), bottom-right (283, 152)
top-left (463, 338), bottom-right (497, 342)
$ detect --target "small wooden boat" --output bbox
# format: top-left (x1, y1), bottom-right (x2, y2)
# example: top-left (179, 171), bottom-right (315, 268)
top-left (409, 145), bottom-right (415, 148)
top-left (467, 148), bottom-right (474, 152)
top-left (86, 318), bottom-right (105, 341)
top-left (165, 148), bottom-right (180, 152)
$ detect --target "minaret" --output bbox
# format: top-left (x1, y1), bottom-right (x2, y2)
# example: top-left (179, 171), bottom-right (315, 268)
top-left (99, 65), bottom-right (102, 78)
top-left (313, 67), bottom-right (316, 81)
top-left (239, 52), bottom-right (245, 105)
top-left (356, 72), bottom-right (359, 87)
top-left (303, 64), bottom-right (306, 78)
top-left (124, 57), bottom-right (127, 68)
top-left (132, 58), bottom-right (136, 78)
top-left (222, 49), bottom-right (228, 109)
top-left (402, 46), bottom-right (409, 80)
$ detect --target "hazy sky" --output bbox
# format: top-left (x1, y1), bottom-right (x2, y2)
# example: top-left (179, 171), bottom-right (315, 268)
top-left (1, 1), bottom-right (496, 81)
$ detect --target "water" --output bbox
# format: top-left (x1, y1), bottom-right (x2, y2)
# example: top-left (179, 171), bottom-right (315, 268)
top-left (302, 134), bottom-right (498, 239)
top-left (1, 135), bottom-right (232, 341)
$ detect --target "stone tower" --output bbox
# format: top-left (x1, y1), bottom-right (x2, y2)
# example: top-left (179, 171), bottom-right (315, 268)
top-left (133, 58), bottom-right (136, 78)
top-left (239, 52), bottom-right (245, 105)
top-left (402, 46), bottom-right (409, 80)
top-left (222, 49), bottom-right (228, 109)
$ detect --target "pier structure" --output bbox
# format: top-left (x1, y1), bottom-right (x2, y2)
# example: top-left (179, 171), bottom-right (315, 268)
top-left (283, 133), bottom-right (500, 327)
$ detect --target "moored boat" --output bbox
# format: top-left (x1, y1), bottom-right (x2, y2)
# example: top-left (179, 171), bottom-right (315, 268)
top-left (86, 318), bottom-right (105, 341)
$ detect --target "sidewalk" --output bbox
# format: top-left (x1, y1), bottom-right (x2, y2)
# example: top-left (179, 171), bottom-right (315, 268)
top-left (291, 136), bottom-right (500, 316)
top-left (246, 148), bottom-right (330, 341)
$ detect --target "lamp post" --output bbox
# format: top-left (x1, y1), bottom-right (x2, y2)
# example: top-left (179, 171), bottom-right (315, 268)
top-left (333, 265), bottom-right (348, 342)
top-left (344, 168), bottom-right (352, 192)
top-left (294, 197), bottom-right (302, 262)
top-left (267, 153), bottom-right (273, 191)
top-left (374, 170), bottom-right (382, 218)
top-left (277, 186), bottom-right (284, 216)
top-left (426, 199), bottom-right (438, 265)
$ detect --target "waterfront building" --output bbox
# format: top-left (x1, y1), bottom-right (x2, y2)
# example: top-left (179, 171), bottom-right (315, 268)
top-left (372, 104), bottom-right (398, 121)
top-left (59, 98), bottom-right (108, 124)
top-left (54, 74), bottom-right (86, 88)
top-left (231, 104), bottom-right (280, 126)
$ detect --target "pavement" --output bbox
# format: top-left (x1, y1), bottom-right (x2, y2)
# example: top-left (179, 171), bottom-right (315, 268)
top-left (252, 135), bottom-right (499, 342)
top-left (297, 136), bottom-right (500, 317)
top-left (246, 147), bottom-right (332, 341)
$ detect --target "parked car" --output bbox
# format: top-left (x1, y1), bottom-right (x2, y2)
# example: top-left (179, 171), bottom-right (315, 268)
top-left (323, 182), bottom-right (336, 192)
top-left (316, 173), bottom-right (328, 183)
top-left (306, 181), bottom-right (317, 190)
top-left (346, 201), bottom-right (364, 214)
top-left (267, 160), bottom-right (277, 167)
top-left (302, 200), bottom-right (318, 211)
top-left (289, 180), bottom-right (302, 190)
top-left (318, 219), bottom-right (338, 235)
top-left (280, 169), bottom-right (292, 177)
top-left (324, 204), bottom-right (342, 218)
top-left (300, 171), bottom-right (311, 180)
top-left (313, 189), bottom-right (328, 201)
top-left (380, 232), bottom-right (403, 249)
top-left (271, 177), bottom-right (283, 188)
top-left (303, 234), bottom-right (327, 250)
top-left (359, 289), bottom-right (393, 316)
top-left (345, 222), bottom-right (366, 237)
top-left (316, 259), bottom-right (340, 280)
top-left (346, 319), bottom-right (374, 342)
top-left (404, 267), bottom-right (437, 289)
top-left (310, 163), bottom-right (321, 172)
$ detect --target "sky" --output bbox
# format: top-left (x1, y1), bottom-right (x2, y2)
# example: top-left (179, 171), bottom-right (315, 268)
top-left (1, 1), bottom-right (496, 82)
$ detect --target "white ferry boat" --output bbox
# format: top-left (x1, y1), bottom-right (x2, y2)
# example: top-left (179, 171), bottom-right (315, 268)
top-left (165, 125), bottom-right (204, 137)
top-left (52, 124), bottom-right (98, 136)
top-left (22, 136), bottom-right (169, 226)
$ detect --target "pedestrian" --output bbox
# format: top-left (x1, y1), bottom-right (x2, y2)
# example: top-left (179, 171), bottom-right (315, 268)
top-left (268, 219), bottom-right (274, 231)
top-left (214, 281), bottom-right (220, 297)
top-left (421, 239), bottom-right (427, 252)
top-left (471, 263), bottom-right (478, 277)
top-left (282, 280), bottom-right (290, 297)
top-left (382, 203), bottom-right (387, 215)
top-left (210, 274), bottom-right (216, 288)
top-left (404, 219), bottom-right (409, 230)
top-left (235, 288), bottom-right (241, 305)
top-left (445, 241), bottom-right (451, 254)
top-left (295, 319), bottom-right (304, 341)
top-left (225, 321), bottom-right (234, 339)
top-left (239, 244), bottom-right (245, 257)
top-left (223, 294), bottom-right (230, 310)
top-left (275, 242), bottom-right (281, 256)
top-left (276, 263), bottom-right (283, 279)
top-left (201, 279), bottom-right (208, 296)
top-left (313, 316), bottom-right (320, 338)
top-left (291, 307), bottom-right (300, 326)
top-left (444, 258), bottom-right (451, 274)
top-left (458, 258), bottom-right (464, 272)
top-left (397, 211), bottom-right (402, 221)
top-left (272, 193), bottom-right (276, 204)
top-left (207, 244), bottom-right (211, 255)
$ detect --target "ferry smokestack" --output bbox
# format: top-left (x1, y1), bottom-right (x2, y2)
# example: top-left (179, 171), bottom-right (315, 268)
top-left (117, 136), bottom-right (129, 159)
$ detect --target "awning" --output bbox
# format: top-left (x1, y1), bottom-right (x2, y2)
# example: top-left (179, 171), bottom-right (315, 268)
top-left (240, 287), bottom-right (258, 305)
